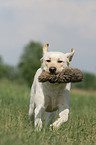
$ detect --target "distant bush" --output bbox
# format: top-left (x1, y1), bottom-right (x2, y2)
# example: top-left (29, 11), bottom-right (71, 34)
top-left (74, 72), bottom-right (96, 90)
top-left (0, 56), bottom-right (26, 85)
top-left (0, 56), bottom-right (7, 78)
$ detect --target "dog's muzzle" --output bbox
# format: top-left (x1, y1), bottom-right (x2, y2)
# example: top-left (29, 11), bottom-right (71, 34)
top-left (49, 67), bottom-right (57, 74)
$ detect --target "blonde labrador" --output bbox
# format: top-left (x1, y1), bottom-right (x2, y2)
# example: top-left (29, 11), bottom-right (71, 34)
top-left (29, 43), bottom-right (74, 131)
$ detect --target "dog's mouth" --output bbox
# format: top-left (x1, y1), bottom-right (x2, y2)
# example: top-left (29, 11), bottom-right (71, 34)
top-left (49, 72), bottom-right (57, 75)
top-left (43, 70), bottom-right (61, 75)
top-left (43, 67), bottom-right (64, 75)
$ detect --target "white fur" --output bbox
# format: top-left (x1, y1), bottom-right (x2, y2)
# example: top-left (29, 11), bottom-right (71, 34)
top-left (29, 44), bottom-right (74, 131)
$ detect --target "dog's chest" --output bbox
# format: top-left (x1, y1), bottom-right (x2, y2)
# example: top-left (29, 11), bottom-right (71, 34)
top-left (42, 82), bottom-right (65, 112)
top-left (44, 93), bottom-right (58, 112)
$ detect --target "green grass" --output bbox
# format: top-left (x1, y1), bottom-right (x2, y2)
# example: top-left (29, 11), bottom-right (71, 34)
top-left (0, 79), bottom-right (96, 145)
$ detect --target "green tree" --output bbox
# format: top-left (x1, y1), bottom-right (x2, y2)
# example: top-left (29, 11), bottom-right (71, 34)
top-left (18, 41), bottom-right (43, 87)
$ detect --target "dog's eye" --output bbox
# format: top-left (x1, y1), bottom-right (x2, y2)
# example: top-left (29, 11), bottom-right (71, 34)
top-left (58, 60), bottom-right (63, 63)
top-left (46, 60), bottom-right (51, 62)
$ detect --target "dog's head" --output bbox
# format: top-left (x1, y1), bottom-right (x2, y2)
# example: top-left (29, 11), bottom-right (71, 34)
top-left (41, 43), bottom-right (74, 74)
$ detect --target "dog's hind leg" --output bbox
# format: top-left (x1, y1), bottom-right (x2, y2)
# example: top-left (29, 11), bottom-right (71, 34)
top-left (45, 111), bottom-right (56, 126)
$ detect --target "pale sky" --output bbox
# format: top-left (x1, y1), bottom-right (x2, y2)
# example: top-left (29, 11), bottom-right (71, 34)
top-left (0, 0), bottom-right (96, 74)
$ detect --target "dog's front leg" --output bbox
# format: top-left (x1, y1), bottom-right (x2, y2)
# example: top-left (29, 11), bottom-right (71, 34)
top-left (50, 108), bottom-right (69, 129)
top-left (35, 106), bottom-right (44, 131)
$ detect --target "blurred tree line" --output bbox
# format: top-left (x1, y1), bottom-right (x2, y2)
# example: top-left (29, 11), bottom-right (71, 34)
top-left (74, 73), bottom-right (96, 90)
top-left (0, 40), bottom-right (96, 89)
top-left (0, 41), bottom-right (42, 87)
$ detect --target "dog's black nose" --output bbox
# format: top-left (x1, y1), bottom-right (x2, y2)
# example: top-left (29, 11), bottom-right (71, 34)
top-left (49, 67), bottom-right (56, 74)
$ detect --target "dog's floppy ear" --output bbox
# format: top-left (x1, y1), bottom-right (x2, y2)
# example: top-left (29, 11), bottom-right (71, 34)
top-left (66, 48), bottom-right (74, 62)
top-left (43, 43), bottom-right (49, 55)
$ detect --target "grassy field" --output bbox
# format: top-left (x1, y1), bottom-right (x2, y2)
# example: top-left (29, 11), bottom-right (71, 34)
top-left (0, 79), bottom-right (96, 145)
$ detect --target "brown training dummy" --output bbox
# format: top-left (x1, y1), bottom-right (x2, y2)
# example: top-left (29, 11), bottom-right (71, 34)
top-left (38, 68), bottom-right (83, 83)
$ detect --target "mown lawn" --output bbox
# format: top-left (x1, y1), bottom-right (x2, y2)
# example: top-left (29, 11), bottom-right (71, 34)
top-left (0, 79), bottom-right (96, 145)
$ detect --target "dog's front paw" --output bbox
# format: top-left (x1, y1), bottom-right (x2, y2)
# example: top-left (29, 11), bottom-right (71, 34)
top-left (35, 119), bottom-right (42, 131)
top-left (50, 118), bottom-right (61, 129)
top-left (50, 116), bottom-right (68, 129)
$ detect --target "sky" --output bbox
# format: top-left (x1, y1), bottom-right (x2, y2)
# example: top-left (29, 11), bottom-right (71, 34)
top-left (0, 0), bottom-right (96, 74)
